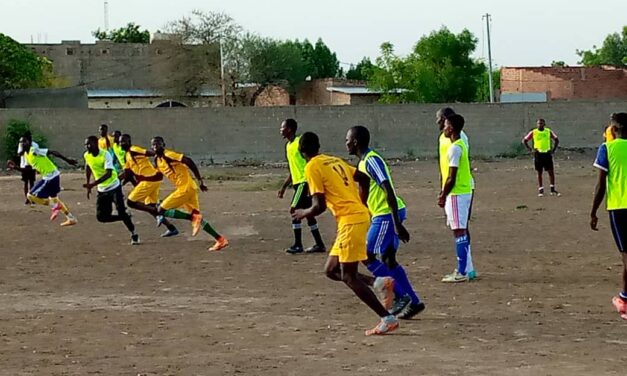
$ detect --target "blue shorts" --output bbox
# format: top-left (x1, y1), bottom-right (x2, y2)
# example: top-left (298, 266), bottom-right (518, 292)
top-left (367, 208), bottom-right (407, 255)
top-left (30, 176), bottom-right (61, 198)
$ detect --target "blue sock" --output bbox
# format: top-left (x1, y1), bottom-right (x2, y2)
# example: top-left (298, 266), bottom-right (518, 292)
top-left (389, 265), bottom-right (421, 304)
top-left (620, 292), bottom-right (627, 301)
top-left (455, 235), bottom-right (470, 275)
top-left (366, 259), bottom-right (404, 297)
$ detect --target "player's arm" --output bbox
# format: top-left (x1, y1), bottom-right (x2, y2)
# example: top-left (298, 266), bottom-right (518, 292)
top-left (292, 193), bottom-right (326, 220)
top-left (181, 156), bottom-right (207, 191)
top-left (48, 150), bottom-right (78, 166)
top-left (522, 131), bottom-right (533, 153)
top-left (590, 169), bottom-right (607, 231)
top-left (6, 160), bottom-right (25, 172)
top-left (551, 132), bottom-right (560, 153)
top-left (380, 180), bottom-right (410, 242)
top-left (278, 174), bottom-right (292, 198)
top-left (353, 170), bottom-right (370, 205)
top-left (83, 165), bottom-right (94, 199)
top-left (439, 166), bottom-right (458, 205)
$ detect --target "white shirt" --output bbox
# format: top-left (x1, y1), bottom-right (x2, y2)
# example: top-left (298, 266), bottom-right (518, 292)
top-left (98, 152), bottom-right (121, 192)
top-left (17, 140), bottom-right (38, 168)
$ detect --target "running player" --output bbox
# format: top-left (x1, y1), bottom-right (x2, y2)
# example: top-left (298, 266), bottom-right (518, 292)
top-left (438, 114), bottom-right (474, 283)
top-left (119, 134), bottom-right (178, 237)
top-left (98, 124), bottom-right (115, 155)
top-left (292, 131), bottom-right (399, 336)
top-left (347, 125), bottom-right (425, 319)
top-left (112, 130), bottom-right (126, 172)
top-left (277, 119), bottom-right (326, 254)
top-left (151, 136), bottom-right (228, 252)
top-left (83, 136), bottom-right (139, 245)
top-left (590, 112), bottom-right (627, 320)
top-left (523, 119), bottom-right (560, 197)
top-left (7, 135), bottom-right (77, 226)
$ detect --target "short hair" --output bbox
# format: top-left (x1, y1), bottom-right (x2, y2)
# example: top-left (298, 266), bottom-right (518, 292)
top-left (113, 130), bottom-right (121, 135)
top-left (153, 136), bottom-right (165, 143)
top-left (447, 114), bottom-right (465, 133)
top-left (23, 130), bottom-right (33, 141)
top-left (299, 132), bottom-right (320, 155)
top-left (87, 135), bottom-right (99, 143)
top-left (437, 107), bottom-right (456, 119)
top-left (284, 118), bottom-right (298, 132)
top-left (122, 133), bottom-right (131, 141)
top-left (350, 125), bottom-right (370, 147)
top-left (611, 112), bottom-right (627, 129)
top-left (100, 124), bottom-right (108, 129)
top-left (537, 118), bottom-right (546, 123)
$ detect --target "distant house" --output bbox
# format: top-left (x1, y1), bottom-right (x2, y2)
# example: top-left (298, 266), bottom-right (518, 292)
top-left (86, 89), bottom-right (222, 109)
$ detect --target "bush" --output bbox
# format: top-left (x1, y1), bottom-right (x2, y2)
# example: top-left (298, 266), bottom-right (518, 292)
top-left (2, 119), bottom-right (47, 162)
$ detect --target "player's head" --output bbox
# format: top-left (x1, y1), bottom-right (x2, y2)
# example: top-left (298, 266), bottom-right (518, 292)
top-left (85, 135), bottom-right (99, 154)
top-left (23, 131), bottom-right (33, 142)
top-left (120, 134), bottom-right (132, 151)
top-left (444, 114), bottom-right (465, 138)
top-left (436, 107), bottom-right (456, 131)
top-left (151, 136), bottom-right (166, 155)
top-left (346, 125), bottom-right (370, 156)
top-left (113, 130), bottom-right (122, 143)
top-left (536, 118), bottom-right (546, 130)
top-left (99, 124), bottom-right (108, 137)
top-left (19, 136), bottom-right (31, 151)
top-left (610, 112), bottom-right (627, 138)
top-left (299, 131), bottom-right (320, 161)
top-left (280, 118), bottom-right (298, 139)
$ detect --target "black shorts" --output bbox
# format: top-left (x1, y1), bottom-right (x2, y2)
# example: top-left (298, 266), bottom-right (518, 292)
top-left (534, 151), bottom-right (554, 172)
top-left (290, 183), bottom-right (312, 209)
top-left (21, 166), bottom-right (35, 183)
top-left (609, 210), bottom-right (627, 253)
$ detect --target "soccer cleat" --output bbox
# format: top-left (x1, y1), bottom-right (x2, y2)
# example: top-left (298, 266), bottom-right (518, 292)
top-left (208, 236), bottom-right (229, 252)
top-left (441, 270), bottom-right (468, 283)
top-left (389, 295), bottom-right (412, 316)
top-left (538, 188), bottom-right (544, 197)
top-left (60, 218), bottom-right (77, 227)
top-left (550, 190), bottom-right (561, 197)
top-left (285, 245), bottom-right (304, 254)
top-left (467, 270), bottom-right (478, 280)
top-left (131, 234), bottom-right (141, 245)
top-left (156, 215), bottom-right (165, 227)
top-left (161, 228), bottom-right (179, 238)
top-left (397, 302), bottom-right (426, 320)
top-left (365, 317), bottom-right (399, 336)
top-left (50, 203), bottom-right (62, 221)
top-left (190, 212), bottom-right (203, 236)
top-left (305, 244), bottom-right (326, 253)
top-left (373, 277), bottom-right (395, 310)
top-left (611, 296), bottom-right (627, 314)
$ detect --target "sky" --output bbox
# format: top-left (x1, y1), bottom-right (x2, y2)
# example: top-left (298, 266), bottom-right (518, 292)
top-left (2, 0), bottom-right (626, 68)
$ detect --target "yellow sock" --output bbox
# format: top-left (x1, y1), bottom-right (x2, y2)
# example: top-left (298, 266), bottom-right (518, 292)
top-left (27, 194), bottom-right (49, 206)
top-left (50, 198), bottom-right (72, 216)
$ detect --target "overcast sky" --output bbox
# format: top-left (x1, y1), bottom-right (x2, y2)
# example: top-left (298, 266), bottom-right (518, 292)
top-left (2, 0), bottom-right (626, 68)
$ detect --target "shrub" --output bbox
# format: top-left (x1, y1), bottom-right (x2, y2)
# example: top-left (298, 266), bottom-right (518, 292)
top-left (2, 119), bottom-right (47, 162)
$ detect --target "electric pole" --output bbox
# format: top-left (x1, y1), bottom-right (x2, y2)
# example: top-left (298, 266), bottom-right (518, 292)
top-left (483, 13), bottom-right (494, 103)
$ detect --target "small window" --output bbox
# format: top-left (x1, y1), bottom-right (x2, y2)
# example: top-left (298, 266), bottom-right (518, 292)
top-left (127, 100), bottom-right (131, 105)
top-left (101, 49), bottom-right (109, 55)
top-left (155, 49), bottom-right (162, 55)
top-left (66, 48), bottom-right (74, 55)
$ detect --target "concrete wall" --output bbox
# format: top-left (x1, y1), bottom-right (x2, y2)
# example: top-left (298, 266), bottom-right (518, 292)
top-left (1, 101), bottom-right (626, 164)
top-left (4, 87), bottom-right (88, 108)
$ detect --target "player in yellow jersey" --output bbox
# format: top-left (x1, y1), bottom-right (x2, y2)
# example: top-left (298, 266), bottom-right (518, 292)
top-left (98, 124), bottom-right (115, 155)
top-left (7, 134), bottom-right (78, 226)
top-left (151, 136), bottom-right (228, 252)
top-left (292, 132), bottom-right (400, 336)
top-left (278, 119), bottom-right (326, 254)
top-left (523, 118), bottom-right (560, 197)
top-left (84, 136), bottom-right (139, 245)
top-left (119, 134), bottom-right (179, 238)
top-left (591, 112), bottom-right (627, 320)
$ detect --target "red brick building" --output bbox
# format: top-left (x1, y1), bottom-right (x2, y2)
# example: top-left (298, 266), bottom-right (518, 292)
top-left (500, 66), bottom-right (627, 101)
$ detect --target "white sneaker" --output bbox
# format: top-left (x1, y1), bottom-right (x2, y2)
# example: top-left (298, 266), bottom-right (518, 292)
top-left (441, 270), bottom-right (468, 283)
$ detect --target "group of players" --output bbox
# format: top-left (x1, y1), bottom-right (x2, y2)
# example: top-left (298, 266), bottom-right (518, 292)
top-left (8, 124), bottom-right (229, 252)
top-left (7, 108), bottom-right (627, 334)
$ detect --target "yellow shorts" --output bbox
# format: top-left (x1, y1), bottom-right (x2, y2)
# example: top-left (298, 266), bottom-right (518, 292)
top-left (160, 185), bottom-right (200, 212)
top-left (128, 181), bottom-right (161, 205)
top-left (329, 221), bottom-right (368, 263)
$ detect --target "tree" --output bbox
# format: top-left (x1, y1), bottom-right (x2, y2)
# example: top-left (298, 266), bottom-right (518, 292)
top-left (577, 26), bottom-right (627, 66)
top-left (551, 60), bottom-right (568, 67)
top-left (295, 38), bottom-right (340, 79)
top-left (346, 57), bottom-right (374, 80)
top-left (475, 68), bottom-right (501, 102)
top-left (92, 23), bottom-right (150, 43)
top-left (367, 27), bottom-right (486, 103)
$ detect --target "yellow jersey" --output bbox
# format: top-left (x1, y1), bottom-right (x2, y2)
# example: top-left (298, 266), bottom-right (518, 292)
top-left (124, 146), bottom-right (159, 179)
top-left (155, 149), bottom-right (195, 189)
top-left (305, 154), bottom-right (370, 225)
top-left (98, 135), bottom-right (115, 151)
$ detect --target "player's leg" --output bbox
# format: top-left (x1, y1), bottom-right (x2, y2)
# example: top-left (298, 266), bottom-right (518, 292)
top-left (27, 179), bottom-right (51, 206)
top-left (299, 183), bottom-right (325, 253)
top-left (287, 184), bottom-right (305, 254)
top-left (609, 210), bottom-right (627, 318)
top-left (128, 182), bottom-right (178, 237)
top-left (112, 185), bottom-right (139, 244)
top-left (466, 190), bottom-right (476, 279)
top-left (534, 152), bottom-right (544, 196)
top-left (442, 194), bottom-right (471, 282)
top-left (21, 169), bottom-right (30, 204)
top-left (363, 214), bottom-right (396, 309)
top-left (48, 176), bottom-right (76, 225)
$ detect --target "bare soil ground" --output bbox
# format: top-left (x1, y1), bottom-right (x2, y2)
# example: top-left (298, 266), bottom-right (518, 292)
top-left (1, 154), bottom-right (626, 375)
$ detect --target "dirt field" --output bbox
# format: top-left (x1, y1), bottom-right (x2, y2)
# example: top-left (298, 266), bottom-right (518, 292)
top-left (1, 154), bottom-right (626, 376)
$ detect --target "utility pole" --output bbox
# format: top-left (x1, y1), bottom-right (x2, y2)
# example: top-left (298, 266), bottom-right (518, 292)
top-left (483, 13), bottom-right (494, 103)
top-left (220, 38), bottom-right (227, 106)
top-left (104, 1), bottom-right (110, 32)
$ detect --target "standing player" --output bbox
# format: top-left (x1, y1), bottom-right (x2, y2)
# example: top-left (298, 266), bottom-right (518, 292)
top-left (590, 112), bottom-right (627, 320)
top-left (119, 134), bottom-right (178, 237)
top-left (7, 135), bottom-right (77, 226)
top-left (13, 131), bottom-right (37, 204)
top-left (277, 119), bottom-right (326, 254)
top-left (347, 125), bottom-right (425, 319)
top-left (436, 108), bottom-right (476, 280)
top-left (438, 114), bottom-right (475, 283)
top-left (523, 118), bottom-right (560, 197)
top-left (151, 136), bottom-right (228, 252)
top-left (292, 132), bottom-right (400, 336)
top-left (98, 124), bottom-right (115, 155)
top-left (112, 130), bottom-right (126, 173)
top-left (83, 136), bottom-right (139, 245)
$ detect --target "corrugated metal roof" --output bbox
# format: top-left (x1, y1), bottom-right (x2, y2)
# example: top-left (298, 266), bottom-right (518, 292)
top-left (87, 89), bottom-right (221, 98)
top-left (326, 86), bottom-right (381, 95)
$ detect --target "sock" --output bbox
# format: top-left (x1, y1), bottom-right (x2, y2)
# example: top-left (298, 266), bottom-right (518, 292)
top-left (538, 187), bottom-right (544, 193)
top-left (367, 260), bottom-right (405, 297)
top-left (202, 220), bottom-right (220, 239)
top-left (620, 292), bottom-right (627, 302)
top-left (309, 224), bottom-right (324, 246)
top-left (466, 244), bottom-right (475, 273)
top-left (27, 194), bottom-right (49, 206)
top-left (382, 314), bottom-right (397, 323)
top-left (389, 265), bottom-right (421, 304)
top-left (292, 223), bottom-right (302, 247)
top-left (164, 209), bottom-right (192, 220)
top-left (550, 184), bottom-right (556, 191)
top-left (50, 198), bottom-right (70, 215)
top-left (455, 234), bottom-right (470, 275)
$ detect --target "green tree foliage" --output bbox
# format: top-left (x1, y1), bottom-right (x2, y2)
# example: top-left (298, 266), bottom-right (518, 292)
top-left (346, 57), bottom-right (374, 80)
top-left (0, 33), bottom-right (51, 91)
top-left (551, 60), bottom-right (568, 67)
top-left (577, 26), bottom-right (627, 66)
top-left (295, 39), bottom-right (340, 79)
top-left (2, 119), bottom-right (47, 162)
top-left (92, 23), bottom-right (150, 43)
top-left (475, 69), bottom-right (501, 102)
top-left (367, 27), bottom-right (486, 103)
